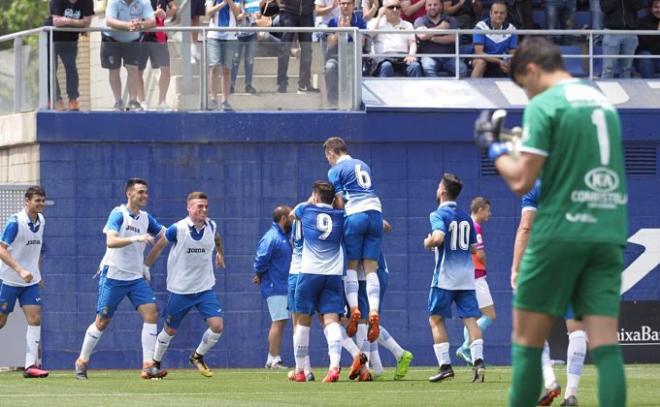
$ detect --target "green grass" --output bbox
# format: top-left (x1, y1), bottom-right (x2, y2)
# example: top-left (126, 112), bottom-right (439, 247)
top-left (1, 365), bottom-right (658, 406)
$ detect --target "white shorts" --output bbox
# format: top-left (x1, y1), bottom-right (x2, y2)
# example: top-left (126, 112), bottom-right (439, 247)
top-left (475, 276), bottom-right (494, 308)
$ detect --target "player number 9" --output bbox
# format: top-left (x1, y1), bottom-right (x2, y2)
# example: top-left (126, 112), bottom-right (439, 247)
top-left (316, 213), bottom-right (333, 240)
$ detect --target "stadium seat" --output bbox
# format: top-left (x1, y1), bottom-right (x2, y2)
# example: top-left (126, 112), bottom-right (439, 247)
top-left (574, 10), bottom-right (591, 29)
top-left (532, 9), bottom-right (547, 29)
top-left (561, 45), bottom-right (587, 77)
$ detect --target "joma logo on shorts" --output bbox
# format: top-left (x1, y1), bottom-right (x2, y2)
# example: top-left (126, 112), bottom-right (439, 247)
top-left (187, 248), bottom-right (206, 254)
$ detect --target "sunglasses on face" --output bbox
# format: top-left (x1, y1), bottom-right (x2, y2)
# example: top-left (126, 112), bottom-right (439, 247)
top-left (387, 5), bottom-right (401, 10)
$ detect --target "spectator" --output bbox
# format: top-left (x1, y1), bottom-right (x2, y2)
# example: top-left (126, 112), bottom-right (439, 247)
top-left (362, 0), bottom-right (381, 20)
top-left (232, 0), bottom-right (260, 94)
top-left (470, 1), bottom-right (517, 78)
top-left (401, 0), bottom-right (426, 23)
top-left (137, 0), bottom-right (177, 111)
top-left (510, 0), bottom-right (533, 29)
top-left (637, 0), bottom-right (660, 78)
top-left (367, 0), bottom-right (423, 77)
top-left (206, 0), bottom-right (241, 111)
top-left (314, 0), bottom-right (340, 56)
top-left (545, 0), bottom-right (576, 43)
top-left (253, 205), bottom-right (293, 370)
top-left (600, 0), bottom-right (644, 78)
top-left (443, 0), bottom-right (483, 30)
top-left (589, 0), bottom-right (603, 43)
top-left (103, 0), bottom-right (156, 111)
top-left (324, 0), bottom-right (367, 105)
top-left (415, 0), bottom-right (468, 77)
top-left (277, 0), bottom-right (319, 93)
top-left (48, 0), bottom-right (94, 111)
top-left (191, 0), bottom-right (206, 61)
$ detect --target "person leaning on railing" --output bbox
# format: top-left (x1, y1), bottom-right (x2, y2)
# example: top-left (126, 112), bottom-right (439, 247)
top-left (103, 0), bottom-right (156, 111)
top-left (367, 0), bottom-right (422, 77)
top-left (324, 0), bottom-right (366, 106)
top-left (414, 0), bottom-right (468, 77)
top-left (600, 0), bottom-right (644, 79)
top-left (636, 0), bottom-right (660, 79)
top-left (470, 0), bottom-right (517, 78)
top-left (46, 0), bottom-right (94, 111)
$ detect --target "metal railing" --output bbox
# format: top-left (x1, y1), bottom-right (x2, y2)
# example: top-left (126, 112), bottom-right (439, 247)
top-left (0, 26), bottom-right (658, 114)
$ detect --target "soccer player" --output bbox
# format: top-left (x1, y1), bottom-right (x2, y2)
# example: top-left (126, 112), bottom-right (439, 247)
top-left (0, 186), bottom-right (49, 378)
top-left (324, 136), bottom-right (383, 342)
top-left (475, 37), bottom-right (627, 406)
top-left (75, 178), bottom-right (166, 380)
top-left (291, 181), bottom-right (347, 383)
top-left (254, 205), bottom-right (292, 369)
top-left (457, 196), bottom-right (495, 365)
top-left (424, 173), bottom-right (485, 383)
top-left (512, 181), bottom-right (587, 407)
top-left (143, 191), bottom-right (226, 378)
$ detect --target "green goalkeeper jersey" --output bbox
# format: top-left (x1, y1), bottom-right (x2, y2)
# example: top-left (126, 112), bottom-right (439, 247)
top-left (520, 78), bottom-right (628, 245)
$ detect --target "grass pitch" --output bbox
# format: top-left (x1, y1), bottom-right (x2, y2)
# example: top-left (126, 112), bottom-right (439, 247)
top-left (1, 365), bottom-right (658, 406)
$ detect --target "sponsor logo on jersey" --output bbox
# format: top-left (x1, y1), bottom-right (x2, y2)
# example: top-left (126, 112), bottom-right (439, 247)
top-left (126, 225), bottom-right (141, 233)
top-left (565, 212), bottom-right (597, 223)
top-left (585, 167), bottom-right (619, 193)
top-left (187, 248), bottom-right (206, 254)
top-left (25, 239), bottom-right (41, 246)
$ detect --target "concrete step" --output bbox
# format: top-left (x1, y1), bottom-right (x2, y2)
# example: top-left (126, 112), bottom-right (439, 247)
top-left (168, 91), bottom-right (330, 111)
top-left (172, 73), bottom-right (326, 95)
top-left (168, 55), bottom-right (326, 77)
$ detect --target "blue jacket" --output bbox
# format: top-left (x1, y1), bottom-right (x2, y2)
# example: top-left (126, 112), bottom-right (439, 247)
top-left (253, 223), bottom-right (292, 298)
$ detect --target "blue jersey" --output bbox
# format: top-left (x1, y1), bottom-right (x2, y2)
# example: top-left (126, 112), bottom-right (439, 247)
top-left (429, 201), bottom-right (477, 290)
top-left (328, 155), bottom-right (382, 216)
top-left (295, 203), bottom-right (344, 276)
top-left (254, 223), bottom-right (291, 298)
top-left (522, 180), bottom-right (541, 212)
top-left (289, 210), bottom-right (304, 275)
top-left (473, 18), bottom-right (518, 56)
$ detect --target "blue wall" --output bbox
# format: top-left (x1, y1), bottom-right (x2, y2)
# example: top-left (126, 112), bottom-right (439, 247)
top-left (35, 109), bottom-right (660, 370)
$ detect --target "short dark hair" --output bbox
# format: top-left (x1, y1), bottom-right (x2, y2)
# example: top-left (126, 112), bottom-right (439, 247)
top-left (442, 173), bottom-right (463, 200)
top-left (323, 137), bottom-right (348, 155)
top-left (313, 181), bottom-right (336, 205)
top-left (24, 185), bottom-right (46, 200)
top-left (509, 37), bottom-right (565, 84)
top-left (470, 196), bottom-right (491, 214)
top-left (491, 0), bottom-right (508, 11)
top-left (125, 178), bottom-right (148, 193)
top-left (187, 191), bottom-right (208, 202)
top-left (272, 205), bottom-right (291, 223)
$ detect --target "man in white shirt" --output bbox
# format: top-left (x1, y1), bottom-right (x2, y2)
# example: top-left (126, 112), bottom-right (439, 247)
top-left (367, 0), bottom-right (422, 77)
top-left (144, 191), bottom-right (226, 378)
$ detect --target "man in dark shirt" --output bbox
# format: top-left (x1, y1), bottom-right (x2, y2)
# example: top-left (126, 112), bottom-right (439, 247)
top-left (637, 0), bottom-right (660, 78)
top-left (48, 0), bottom-right (94, 111)
top-left (415, 0), bottom-right (467, 77)
top-left (600, 0), bottom-right (644, 78)
top-left (276, 0), bottom-right (319, 93)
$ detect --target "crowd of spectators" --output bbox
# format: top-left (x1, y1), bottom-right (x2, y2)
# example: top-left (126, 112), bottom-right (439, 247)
top-left (44, 0), bottom-right (660, 111)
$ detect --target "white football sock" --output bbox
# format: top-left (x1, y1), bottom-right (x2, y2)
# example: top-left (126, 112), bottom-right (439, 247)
top-left (294, 325), bottom-right (310, 372)
top-left (470, 338), bottom-right (484, 364)
top-left (79, 322), bottom-right (104, 362)
top-left (542, 341), bottom-right (557, 388)
top-left (433, 342), bottom-right (451, 367)
top-left (566, 330), bottom-right (587, 398)
top-left (340, 324), bottom-right (360, 357)
top-left (153, 330), bottom-right (173, 362)
top-left (344, 269), bottom-right (359, 309)
top-left (304, 355), bottom-right (312, 375)
top-left (25, 325), bottom-right (40, 368)
top-left (365, 272), bottom-right (380, 313)
top-left (356, 323), bottom-right (370, 362)
top-left (141, 323), bottom-right (158, 363)
top-left (378, 326), bottom-right (404, 360)
top-left (325, 322), bottom-right (342, 369)
top-left (195, 329), bottom-right (222, 356)
top-left (370, 341), bottom-right (384, 375)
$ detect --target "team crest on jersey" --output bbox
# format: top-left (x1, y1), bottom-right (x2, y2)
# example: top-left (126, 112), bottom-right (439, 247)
top-left (1, 303), bottom-right (7, 311)
top-left (101, 306), bottom-right (110, 317)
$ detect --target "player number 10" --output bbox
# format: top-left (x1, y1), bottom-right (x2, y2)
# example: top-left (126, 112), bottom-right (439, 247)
top-left (448, 220), bottom-right (470, 250)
